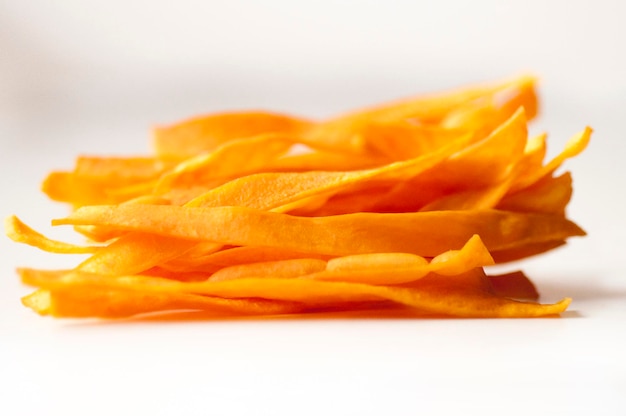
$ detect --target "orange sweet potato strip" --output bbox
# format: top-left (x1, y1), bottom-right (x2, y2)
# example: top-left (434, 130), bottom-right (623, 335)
top-left (162, 246), bottom-right (332, 273)
top-left (357, 122), bottom-right (471, 161)
top-left (5, 216), bottom-right (99, 254)
top-left (42, 172), bottom-right (119, 206)
top-left (428, 234), bottom-right (495, 275)
top-left (360, 108), bottom-right (527, 213)
top-left (262, 149), bottom-right (387, 172)
top-left (165, 233), bottom-right (491, 278)
top-left (54, 205), bottom-right (585, 258)
top-left (19, 267), bottom-right (213, 286)
top-left (153, 111), bottom-right (313, 160)
top-left (75, 233), bottom-right (199, 276)
top-left (42, 172), bottom-right (161, 208)
top-left (304, 118), bottom-right (470, 159)
top-left (440, 77), bottom-right (538, 138)
top-left (290, 184), bottom-right (392, 217)
top-left (22, 287), bottom-right (305, 318)
top-left (369, 170), bottom-right (532, 212)
top-left (19, 268), bottom-right (69, 286)
top-left (326, 253), bottom-right (427, 271)
top-left (74, 156), bottom-right (171, 180)
top-left (186, 130), bottom-right (473, 210)
top-left (154, 134), bottom-right (299, 194)
top-left (225, 75), bottom-right (533, 157)
top-left (311, 235), bottom-right (493, 285)
top-left (508, 133), bottom-right (547, 186)
top-left (497, 172), bottom-right (573, 215)
top-left (365, 74), bottom-right (538, 124)
top-left (118, 118), bottom-right (469, 213)
top-left (411, 131), bottom-right (576, 214)
top-left (43, 156), bottom-right (171, 207)
top-left (207, 246), bottom-right (332, 266)
top-left (510, 127), bottom-right (591, 192)
top-left (141, 266), bottom-right (217, 282)
top-left (420, 108), bottom-right (528, 190)
top-left (410, 110), bottom-right (529, 211)
top-left (306, 75), bottom-right (537, 154)
top-left (417, 178), bottom-right (514, 212)
top-left (197, 236), bottom-right (490, 285)
top-left (21, 268), bottom-right (569, 318)
top-left (72, 191), bottom-right (177, 243)
top-left (210, 258), bottom-right (328, 282)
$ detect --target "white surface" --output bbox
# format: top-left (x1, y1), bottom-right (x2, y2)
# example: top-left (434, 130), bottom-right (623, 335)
top-left (2, 1), bottom-right (626, 415)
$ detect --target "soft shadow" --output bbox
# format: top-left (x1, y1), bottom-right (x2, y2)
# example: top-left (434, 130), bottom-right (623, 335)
top-left (61, 306), bottom-right (571, 328)
top-left (536, 276), bottom-right (626, 303)
top-left (60, 304), bottom-right (459, 328)
top-left (559, 310), bottom-right (583, 319)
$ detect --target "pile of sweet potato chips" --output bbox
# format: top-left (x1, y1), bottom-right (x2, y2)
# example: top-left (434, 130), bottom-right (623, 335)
top-left (6, 75), bottom-right (591, 319)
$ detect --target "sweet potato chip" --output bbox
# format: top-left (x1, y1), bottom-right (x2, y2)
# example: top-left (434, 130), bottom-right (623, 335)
top-left (5, 216), bottom-right (98, 254)
top-left (154, 111), bottom-right (312, 160)
top-left (55, 205), bottom-right (584, 257)
top-left (510, 127), bottom-right (591, 192)
top-left (23, 287), bottom-right (304, 318)
top-left (154, 134), bottom-right (299, 194)
top-left (312, 235), bottom-right (494, 285)
top-left (19, 268), bottom-right (568, 318)
top-left (210, 258), bottom-right (328, 282)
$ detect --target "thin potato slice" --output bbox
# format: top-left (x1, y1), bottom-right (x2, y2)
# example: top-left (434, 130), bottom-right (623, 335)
top-left (154, 111), bottom-right (312, 160)
top-left (417, 178), bottom-right (514, 212)
top-left (363, 109), bottom-right (528, 213)
top-left (293, 75), bottom-right (537, 155)
top-left (497, 172), bottom-right (573, 215)
top-left (262, 149), bottom-right (387, 172)
top-left (23, 288), bottom-right (304, 318)
top-left (210, 258), bottom-right (328, 282)
top-left (21, 268), bottom-right (569, 318)
top-left (510, 127), bottom-right (591, 192)
top-left (186, 131), bottom-right (473, 210)
top-left (74, 156), bottom-right (171, 180)
top-left (42, 156), bottom-right (171, 207)
top-left (163, 246), bottom-right (332, 273)
top-left (42, 172), bottom-right (121, 207)
top-left (76, 233), bottom-right (198, 276)
top-left (55, 205), bottom-right (585, 257)
top-left (312, 235), bottom-right (493, 285)
top-left (441, 77), bottom-right (538, 138)
top-left (508, 133), bottom-right (547, 188)
top-left (337, 74), bottom-right (537, 128)
top-left (154, 134), bottom-right (299, 194)
top-left (5, 216), bottom-right (98, 254)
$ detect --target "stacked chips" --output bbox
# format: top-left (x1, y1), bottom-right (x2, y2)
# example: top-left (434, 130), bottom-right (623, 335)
top-left (6, 75), bottom-right (590, 318)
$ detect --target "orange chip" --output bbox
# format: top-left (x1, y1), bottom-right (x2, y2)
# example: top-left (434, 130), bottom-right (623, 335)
top-left (54, 205), bottom-right (584, 258)
top-left (19, 268), bottom-right (568, 318)
top-left (5, 216), bottom-right (98, 254)
top-left (22, 288), bottom-right (304, 318)
top-left (154, 111), bottom-right (313, 160)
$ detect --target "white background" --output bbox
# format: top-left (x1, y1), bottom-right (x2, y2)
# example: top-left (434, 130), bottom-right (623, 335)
top-left (1, 1), bottom-right (625, 415)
